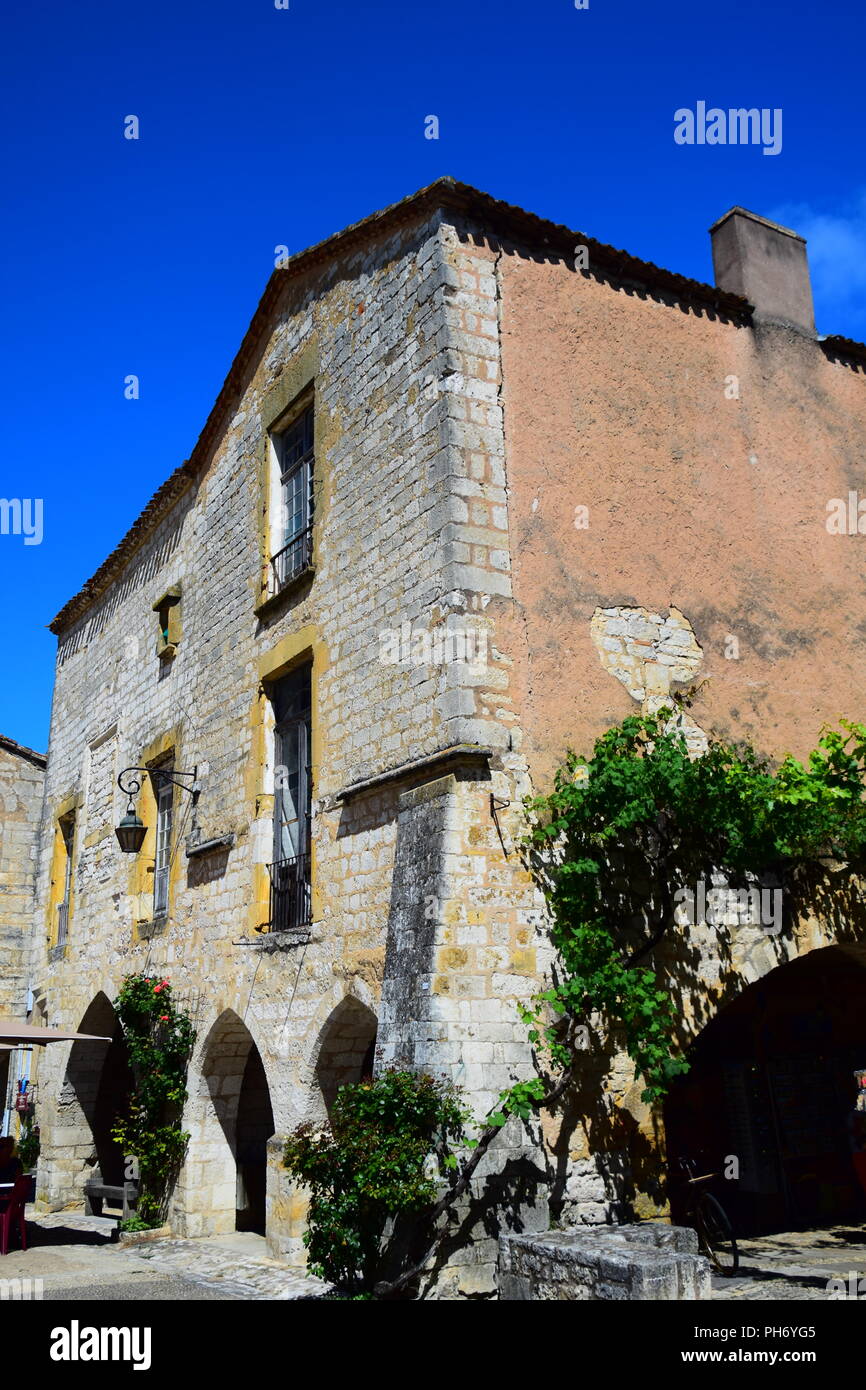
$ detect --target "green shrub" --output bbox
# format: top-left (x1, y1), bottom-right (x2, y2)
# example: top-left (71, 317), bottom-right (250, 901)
top-left (283, 1069), bottom-right (469, 1295)
top-left (524, 712), bottom-right (866, 1101)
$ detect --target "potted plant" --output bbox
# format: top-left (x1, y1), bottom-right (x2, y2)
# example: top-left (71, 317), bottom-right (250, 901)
top-left (16, 1118), bottom-right (40, 1198)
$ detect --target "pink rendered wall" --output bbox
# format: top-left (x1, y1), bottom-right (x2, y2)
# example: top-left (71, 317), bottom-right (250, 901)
top-left (493, 244), bottom-right (866, 787)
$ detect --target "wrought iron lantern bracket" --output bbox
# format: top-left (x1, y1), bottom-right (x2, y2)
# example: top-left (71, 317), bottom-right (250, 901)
top-left (117, 766), bottom-right (199, 800)
top-left (114, 766), bottom-right (199, 854)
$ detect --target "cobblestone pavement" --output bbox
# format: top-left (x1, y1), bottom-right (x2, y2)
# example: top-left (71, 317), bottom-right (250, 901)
top-left (129, 1234), bottom-right (330, 1300)
top-left (712, 1225), bottom-right (866, 1300)
top-left (4, 1210), bottom-right (329, 1301)
top-left (16, 1210), bottom-right (866, 1301)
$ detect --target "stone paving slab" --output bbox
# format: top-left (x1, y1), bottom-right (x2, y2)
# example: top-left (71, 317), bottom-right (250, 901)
top-left (3, 1209), bottom-right (329, 1302)
top-left (16, 1210), bottom-right (866, 1301)
top-left (712, 1226), bottom-right (866, 1301)
top-left (130, 1237), bottom-right (329, 1300)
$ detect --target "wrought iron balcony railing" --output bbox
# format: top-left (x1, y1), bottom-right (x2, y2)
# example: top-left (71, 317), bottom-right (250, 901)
top-left (56, 900), bottom-right (69, 948)
top-left (267, 852), bottom-right (311, 933)
top-left (153, 865), bottom-right (169, 919)
top-left (271, 526), bottom-right (313, 594)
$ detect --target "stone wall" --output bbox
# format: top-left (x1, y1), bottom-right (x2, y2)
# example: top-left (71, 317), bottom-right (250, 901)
top-left (499, 1225), bottom-right (711, 1300)
top-left (0, 737), bottom-right (45, 1019)
top-left (433, 215), bottom-right (866, 1236)
top-left (31, 205), bottom-right (545, 1295)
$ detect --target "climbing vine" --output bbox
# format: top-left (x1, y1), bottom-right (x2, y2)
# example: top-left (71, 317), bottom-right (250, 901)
top-left (111, 973), bottom-right (195, 1228)
top-left (519, 708), bottom-right (866, 1103)
top-left (285, 712), bottom-right (866, 1295)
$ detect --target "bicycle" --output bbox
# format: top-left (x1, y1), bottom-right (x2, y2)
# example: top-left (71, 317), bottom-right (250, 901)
top-left (671, 1156), bottom-right (739, 1275)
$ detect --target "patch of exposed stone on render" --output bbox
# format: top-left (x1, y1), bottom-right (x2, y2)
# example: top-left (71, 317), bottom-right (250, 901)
top-left (590, 604), bottom-right (708, 755)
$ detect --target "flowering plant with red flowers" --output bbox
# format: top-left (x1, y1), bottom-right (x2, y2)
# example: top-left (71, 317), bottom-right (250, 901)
top-left (111, 973), bottom-right (195, 1227)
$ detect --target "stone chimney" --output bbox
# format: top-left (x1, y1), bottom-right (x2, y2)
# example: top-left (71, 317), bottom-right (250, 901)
top-left (709, 207), bottom-right (815, 336)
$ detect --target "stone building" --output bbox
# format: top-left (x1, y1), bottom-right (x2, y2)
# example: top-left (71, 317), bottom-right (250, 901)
top-left (32, 180), bottom-right (866, 1293)
top-left (0, 734), bottom-right (46, 1135)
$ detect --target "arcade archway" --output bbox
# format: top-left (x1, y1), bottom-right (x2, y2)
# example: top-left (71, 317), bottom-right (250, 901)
top-left (313, 997), bottom-right (377, 1121)
top-left (62, 992), bottom-right (133, 1193)
top-left (665, 946), bottom-right (866, 1234)
top-left (196, 1011), bottom-right (275, 1236)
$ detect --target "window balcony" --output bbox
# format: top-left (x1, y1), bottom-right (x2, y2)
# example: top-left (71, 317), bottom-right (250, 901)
top-left (56, 900), bottom-right (69, 948)
top-left (266, 853), bottom-right (311, 933)
top-left (270, 526), bottom-right (313, 596)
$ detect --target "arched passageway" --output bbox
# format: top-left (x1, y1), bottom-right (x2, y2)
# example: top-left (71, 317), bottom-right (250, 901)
top-left (235, 1042), bottom-right (275, 1233)
top-left (62, 992), bottom-right (133, 1192)
top-left (665, 946), bottom-right (866, 1235)
top-left (197, 1011), bottom-right (275, 1236)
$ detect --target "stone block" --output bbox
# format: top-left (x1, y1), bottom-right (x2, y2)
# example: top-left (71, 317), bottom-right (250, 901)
top-left (499, 1225), bottom-right (711, 1301)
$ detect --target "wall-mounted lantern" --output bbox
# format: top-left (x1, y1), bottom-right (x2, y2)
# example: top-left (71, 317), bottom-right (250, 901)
top-left (115, 765), bottom-right (199, 854)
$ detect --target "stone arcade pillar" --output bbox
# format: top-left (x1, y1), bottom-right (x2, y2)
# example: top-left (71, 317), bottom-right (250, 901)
top-left (376, 749), bottom-right (550, 1297)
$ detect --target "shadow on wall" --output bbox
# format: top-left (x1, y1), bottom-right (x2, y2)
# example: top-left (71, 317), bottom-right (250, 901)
top-left (63, 991), bottom-right (133, 1190)
top-left (539, 861), bottom-right (866, 1228)
top-left (313, 996), bottom-right (377, 1122)
top-left (665, 943), bottom-right (866, 1236)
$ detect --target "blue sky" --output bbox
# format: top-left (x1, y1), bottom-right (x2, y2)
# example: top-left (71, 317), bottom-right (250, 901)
top-left (1, 0), bottom-right (864, 752)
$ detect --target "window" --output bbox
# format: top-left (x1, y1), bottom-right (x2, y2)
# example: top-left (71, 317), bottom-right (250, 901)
top-left (272, 404), bottom-right (314, 592)
top-left (153, 769), bottom-right (174, 919)
top-left (152, 588), bottom-right (181, 660)
top-left (57, 813), bottom-right (75, 947)
top-left (268, 664), bottom-right (312, 930)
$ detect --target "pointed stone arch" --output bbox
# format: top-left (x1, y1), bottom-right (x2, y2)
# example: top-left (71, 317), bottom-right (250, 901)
top-left (311, 995), bottom-right (378, 1123)
top-left (176, 1008), bottom-right (275, 1238)
top-left (48, 991), bottom-right (131, 1206)
top-left (665, 944), bottom-right (866, 1236)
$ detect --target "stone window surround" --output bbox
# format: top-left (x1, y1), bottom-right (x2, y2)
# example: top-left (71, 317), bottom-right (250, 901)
top-left (256, 340), bottom-right (318, 616)
top-left (249, 625), bottom-right (327, 934)
top-left (127, 728), bottom-right (185, 939)
top-left (45, 789), bottom-right (83, 957)
top-left (152, 585), bottom-right (182, 661)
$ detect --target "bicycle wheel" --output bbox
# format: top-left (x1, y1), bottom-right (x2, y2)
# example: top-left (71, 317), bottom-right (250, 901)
top-left (695, 1192), bottom-right (739, 1275)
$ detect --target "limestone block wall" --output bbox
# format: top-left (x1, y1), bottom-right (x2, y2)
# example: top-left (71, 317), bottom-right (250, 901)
top-left (0, 739), bottom-right (45, 1019)
top-left (30, 205), bottom-right (547, 1285)
top-left (499, 1225), bottom-right (711, 1301)
top-left (415, 214), bottom-right (866, 1237)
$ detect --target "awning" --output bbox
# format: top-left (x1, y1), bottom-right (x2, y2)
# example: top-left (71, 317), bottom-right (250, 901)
top-left (0, 1021), bottom-right (112, 1045)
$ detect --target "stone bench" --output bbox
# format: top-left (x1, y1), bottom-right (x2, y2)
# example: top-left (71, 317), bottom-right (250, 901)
top-left (499, 1224), bottom-right (711, 1300)
top-left (84, 1172), bottom-right (139, 1220)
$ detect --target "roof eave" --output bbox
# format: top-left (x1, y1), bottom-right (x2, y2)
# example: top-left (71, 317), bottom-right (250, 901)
top-left (50, 176), bottom-right (755, 636)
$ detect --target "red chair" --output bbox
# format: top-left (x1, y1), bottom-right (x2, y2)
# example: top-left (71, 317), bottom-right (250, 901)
top-left (0, 1175), bottom-right (30, 1255)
